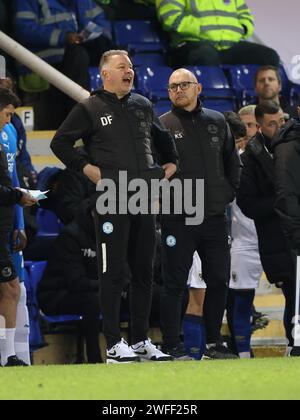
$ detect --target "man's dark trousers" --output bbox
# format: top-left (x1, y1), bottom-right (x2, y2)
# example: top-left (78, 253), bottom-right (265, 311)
top-left (161, 215), bottom-right (230, 347)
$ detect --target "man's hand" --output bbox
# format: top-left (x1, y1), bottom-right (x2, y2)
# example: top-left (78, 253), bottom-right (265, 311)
top-left (83, 164), bottom-right (102, 185)
top-left (162, 163), bottom-right (177, 180)
top-left (65, 32), bottom-right (83, 45)
top-left (19, 191), bottom-right (38, 207)
top-left (12, 230), bottom-right (27, 252)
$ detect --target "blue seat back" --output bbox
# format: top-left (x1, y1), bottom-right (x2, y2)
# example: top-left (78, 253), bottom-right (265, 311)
top-left (89, 67), bottom-right (102, 92)
top-left (36, 209), bottom-right (62, 236)
top-left (202, 99), bottom-right (236, 113)
top-left (279, 64), bottom-right (291, 98)
top-left (154, 100), bottom-right (171, 117)
top-left (136, 65), bottom-right (172, 100)
top-left (132, 53), bottom-right (166, 68)
top-left (187, 66), bottom-right (231, 90)
top-left (114, 20), bottom-right (161, 46)
top-left (228, 64), bottom-right (259, 104)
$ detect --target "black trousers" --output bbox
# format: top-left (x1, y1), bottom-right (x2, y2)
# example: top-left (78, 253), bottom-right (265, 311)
top-left (41, 291), bottom-right (102, 363)
top-left (94, 213), bottom-right (156, 349)
top-left (172, 41), bottom-right (280, 67)
top-left (161, 215), bottom-right (230, 347)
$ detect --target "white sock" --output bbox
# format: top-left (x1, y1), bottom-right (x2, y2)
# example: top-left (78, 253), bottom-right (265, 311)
top-left (15, 283), bottom-right (31, 365)
top-left (285, 346), bottom-right (293, 357)
top-left (0, 328), bottom-right (16, 366)
top-left (239, 352), bottom-right (251, 359)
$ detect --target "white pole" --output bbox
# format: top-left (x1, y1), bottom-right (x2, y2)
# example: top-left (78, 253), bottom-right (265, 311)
top-left (0, 31), bottom-right (90, 102)
top-left (294, 256), bottom-right (300, 347)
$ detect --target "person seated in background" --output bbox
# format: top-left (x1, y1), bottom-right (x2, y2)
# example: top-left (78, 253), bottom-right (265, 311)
top-left (96, 0), bottom-right (156, 21)
top-left (254, 66), bottom-right (299, 119)
top-left (37, 206), bottom-right (103, 364)
top-left (24, 156), bottom-right (93, 261)
top-left (273, 115), bottom-right (300, 357)
top-left (37, 149), bottom-right (93, 226)
top-left (238, 105), bottom-right (259, 143)
top-left (156, 0), bottom-right (280, 68)
top-left (13, 0), bottom-right (114, 126)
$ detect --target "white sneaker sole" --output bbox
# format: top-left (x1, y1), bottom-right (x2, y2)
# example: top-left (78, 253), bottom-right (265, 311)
top-left (106, 358), bottom-right (139, 364)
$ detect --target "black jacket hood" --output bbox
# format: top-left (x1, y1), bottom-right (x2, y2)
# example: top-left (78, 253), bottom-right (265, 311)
top-left (272, 118), bottom-right (300, 152)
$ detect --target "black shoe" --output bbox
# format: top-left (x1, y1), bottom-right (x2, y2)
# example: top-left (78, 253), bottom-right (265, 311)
top-left (162, 343), bottom-right (193, 361)
top-left (4, 355), bottom-right (29, 367)
top-left (203, 344), bottom-right (239, 360)
top-left (251, 317), bottom-right (269, 333)
top-left (290, 346), bottom-right (300, 357)
top-left (252, 308), bottom-right (268, 325)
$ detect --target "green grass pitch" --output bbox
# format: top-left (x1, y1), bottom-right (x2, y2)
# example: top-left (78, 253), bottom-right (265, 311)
top-left (1, 358), bottom-right (300, 400)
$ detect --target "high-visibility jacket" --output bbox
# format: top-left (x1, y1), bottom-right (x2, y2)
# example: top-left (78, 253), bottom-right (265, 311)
top-left (156, 0), bottom-right (254, 49)
top-left (14, 0), bottom-right (106, 65)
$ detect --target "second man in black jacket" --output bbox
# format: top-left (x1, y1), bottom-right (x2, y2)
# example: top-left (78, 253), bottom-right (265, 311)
top-left (159, 69), bottom-right (241, 360)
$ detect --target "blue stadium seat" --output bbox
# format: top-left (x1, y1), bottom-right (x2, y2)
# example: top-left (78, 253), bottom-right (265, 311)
top-left (114, 20), bottom-right (164, 53)
top-left (227, 64), bottom-right (259, 105)
top-left (202, 99), bottom-right (235, 113)
top-left (132, 53), bottom-right (166, 68)
top-left (278, 65), bottom-right (291, 98)
top-left (154, 100), bottom-right (171, 117)
top-left (290, 84), bottom-right (300, 106)
top-left (89, 66), bottom-right (101, 92)
top-left (187, 66), bottom-right (237, 110)
top-left (24, 261), bottom-right (81, 351)
top-left (136, 65), bottom-right (172, 101)
top-left (127, 43), bottom-right (165, 54)
top-left (36, 209), bottom-right (62, 237)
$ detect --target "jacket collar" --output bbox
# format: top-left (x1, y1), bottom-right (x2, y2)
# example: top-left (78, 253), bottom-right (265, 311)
top-left (172, 99), bottom-right (203, 118)
top-left (93, 88), bottom-right (131, 104)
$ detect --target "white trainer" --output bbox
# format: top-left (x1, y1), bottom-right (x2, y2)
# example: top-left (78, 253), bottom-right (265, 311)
top-left (106, 338), bottom-right (140, 364)
top-left (131, 339), bottom-right (173, 362)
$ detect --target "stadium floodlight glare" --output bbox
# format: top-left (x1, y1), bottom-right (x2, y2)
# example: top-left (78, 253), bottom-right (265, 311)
top-left (0, 55), bottom-right (5, 77)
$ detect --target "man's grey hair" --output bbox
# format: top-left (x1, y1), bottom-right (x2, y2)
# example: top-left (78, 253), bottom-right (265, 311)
top-left (99, 50), bottom-right (130, 72)
top-left (238, 104), bottom-right (257, 117)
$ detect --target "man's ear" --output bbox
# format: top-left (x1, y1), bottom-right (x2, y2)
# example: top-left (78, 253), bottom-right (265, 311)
top-left (198, 83), bottom-right (203, 95)
top-left (101, 69), bottom-right (108, 81)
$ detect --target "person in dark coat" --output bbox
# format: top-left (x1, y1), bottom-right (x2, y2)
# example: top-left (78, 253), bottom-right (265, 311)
top-left (272, 114), bottom-right (300, 356)
top-left (37, 206), bottom-right (103, 364)
top-left (273, 116), bottom-right (300, 251)
top-left (237, 100), bottom-right (296, 353)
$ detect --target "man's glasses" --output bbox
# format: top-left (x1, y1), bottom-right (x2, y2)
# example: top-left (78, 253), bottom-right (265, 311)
top-left (168, 81), bottom-right (198, 92)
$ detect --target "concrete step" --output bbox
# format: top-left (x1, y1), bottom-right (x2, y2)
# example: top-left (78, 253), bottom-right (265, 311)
top-left (27, 130), bottom-right (63, 172)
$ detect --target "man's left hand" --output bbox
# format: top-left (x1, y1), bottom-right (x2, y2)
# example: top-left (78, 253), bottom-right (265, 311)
top-left (12, 230), bottom-right (27, 252)
top-left (162, 163), bottom-right (177, 180)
